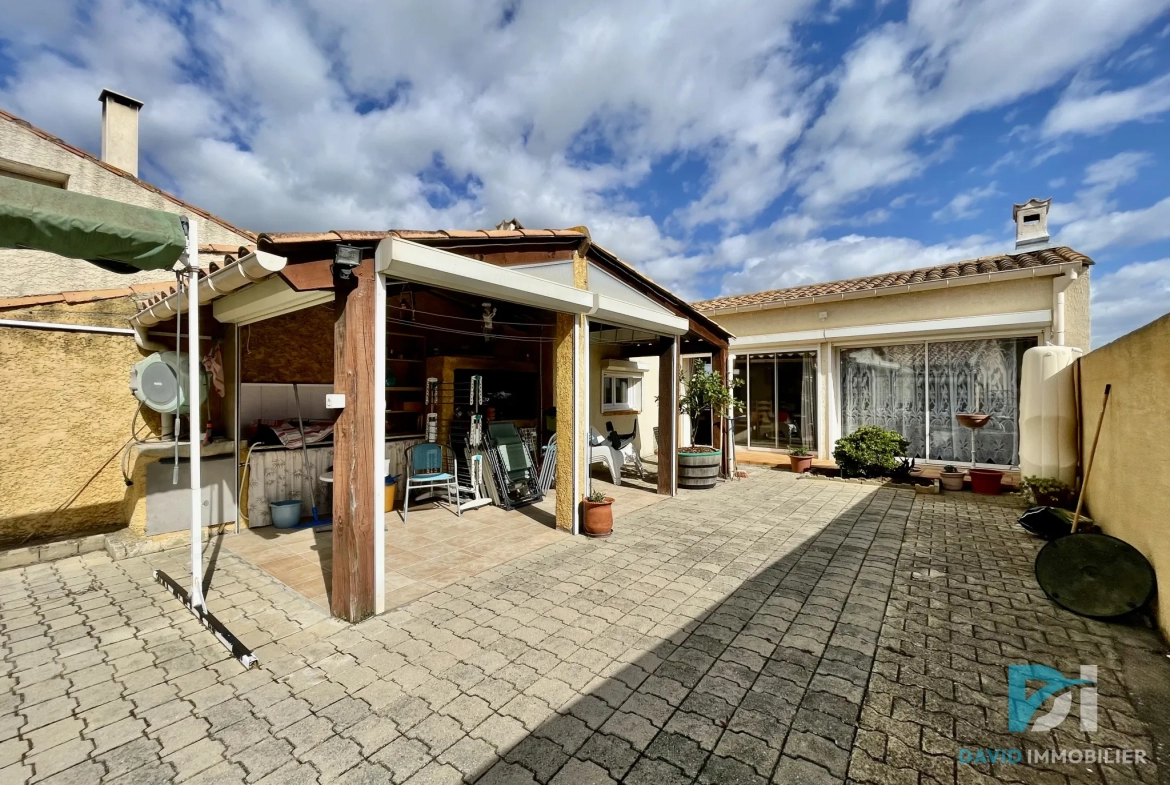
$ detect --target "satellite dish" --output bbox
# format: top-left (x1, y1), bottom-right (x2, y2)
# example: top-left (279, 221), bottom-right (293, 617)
top-left (1034, 533), bottom-right (1155, 619)
top-left (129, 351), bottom-right (208, 414)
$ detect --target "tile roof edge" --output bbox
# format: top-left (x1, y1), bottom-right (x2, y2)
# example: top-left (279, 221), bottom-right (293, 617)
top-left (0, 107), bottom-right (256, 242)
top-left (692, 247), bottom-right (1093, 312)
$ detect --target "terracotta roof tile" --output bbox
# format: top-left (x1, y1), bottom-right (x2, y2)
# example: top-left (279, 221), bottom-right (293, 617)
top-left (62, 288), bottom-right (135, 304)
top-left (0, 293), bottom-right (66, 309)
top-left (692, 246), bottom-right (1093, 312)
top-left (0, 107), bottom-right (255, 242)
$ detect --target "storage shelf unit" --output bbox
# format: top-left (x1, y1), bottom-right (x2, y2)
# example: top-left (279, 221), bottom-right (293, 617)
top-left (386, 332), bottom-right (427, 435)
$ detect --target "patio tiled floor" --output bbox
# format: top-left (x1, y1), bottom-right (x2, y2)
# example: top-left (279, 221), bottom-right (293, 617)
top-left (2, 467), bottom-right (1166, 784)
top-left (222, 468), bottom-right (667, 611)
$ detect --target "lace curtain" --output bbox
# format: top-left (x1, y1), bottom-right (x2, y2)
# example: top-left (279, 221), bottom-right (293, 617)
top-left (840, 338), bottom-right (1034, 466)
top-left (840, 344), bottom-right (927, 459)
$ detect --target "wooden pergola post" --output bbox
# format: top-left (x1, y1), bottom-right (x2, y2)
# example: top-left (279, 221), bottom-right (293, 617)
top-left (657, 336), bottom-right (678, 495)
top-left (331, 258), bottom-right (377, 622)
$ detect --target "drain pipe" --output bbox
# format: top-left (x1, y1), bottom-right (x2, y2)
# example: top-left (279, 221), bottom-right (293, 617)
top-left (1052, 268), bottom-right (1079, 346)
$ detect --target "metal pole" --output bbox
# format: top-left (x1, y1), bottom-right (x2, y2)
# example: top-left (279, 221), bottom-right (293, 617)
top-left (234, 323), bottom-right (241, 535)
top-left (185, 220), bottom-right (204, 611)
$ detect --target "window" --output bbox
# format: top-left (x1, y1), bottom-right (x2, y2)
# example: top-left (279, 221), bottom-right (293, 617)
top-left (602, 374), bottom-right (641, 412)
top-left (0, 157), bottom-right (69, 188)
top-left (839, 336), bottom-right (1036, 466)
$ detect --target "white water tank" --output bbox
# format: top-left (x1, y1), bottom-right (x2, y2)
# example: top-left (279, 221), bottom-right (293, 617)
top-left (1018, 346), bottom-right (1083, 485)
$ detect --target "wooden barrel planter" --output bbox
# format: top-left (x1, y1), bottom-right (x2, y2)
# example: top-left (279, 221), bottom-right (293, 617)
top-left (678, 449), bottom-right (720, 489)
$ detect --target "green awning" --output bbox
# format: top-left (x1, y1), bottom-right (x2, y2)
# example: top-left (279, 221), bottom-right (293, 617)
top-left (0, 176), bottom-right (187, 273)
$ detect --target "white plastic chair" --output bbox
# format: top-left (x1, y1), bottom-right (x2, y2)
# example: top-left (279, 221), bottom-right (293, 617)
top-left (589, 427), bottom-right (622, 486)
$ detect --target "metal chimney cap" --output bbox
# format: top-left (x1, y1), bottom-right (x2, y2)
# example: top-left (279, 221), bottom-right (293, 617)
top-left (99, 88), bottom-right (144, 110)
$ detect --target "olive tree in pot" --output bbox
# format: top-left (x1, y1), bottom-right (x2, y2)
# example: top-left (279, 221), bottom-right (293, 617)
top-left (677, 363), bottom-right (741, 490)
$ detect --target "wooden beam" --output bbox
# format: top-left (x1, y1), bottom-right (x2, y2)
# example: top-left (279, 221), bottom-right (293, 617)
top-left (657, 337), bottom-right (677, 495)
top-left (467, 250), bottom-right (576, 267)
top-left (280, 259), bottom-right (335, 292)
top-left (331, 260), bottom-right (377, 622)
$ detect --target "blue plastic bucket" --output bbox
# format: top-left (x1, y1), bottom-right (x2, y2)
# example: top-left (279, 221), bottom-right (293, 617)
top-left (270, 500), bottom-right (302, 529)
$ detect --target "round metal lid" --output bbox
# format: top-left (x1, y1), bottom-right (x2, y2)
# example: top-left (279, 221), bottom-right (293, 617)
top-left (1035, 533), bottom-right (1155, 619)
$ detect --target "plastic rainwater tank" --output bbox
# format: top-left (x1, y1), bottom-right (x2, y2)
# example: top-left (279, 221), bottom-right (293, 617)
top-left (1018, 346), bottom-right (1083, 485)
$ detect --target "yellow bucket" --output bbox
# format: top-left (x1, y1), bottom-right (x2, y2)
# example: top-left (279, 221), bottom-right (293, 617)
top-left (384, 481), bottom-right (397, 512)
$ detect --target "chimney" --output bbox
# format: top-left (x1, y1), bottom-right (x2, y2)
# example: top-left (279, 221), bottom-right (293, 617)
top-left (99, 89), bottom-right (144, 177)
top-left (1013, 198), bottom-right (1051, 251)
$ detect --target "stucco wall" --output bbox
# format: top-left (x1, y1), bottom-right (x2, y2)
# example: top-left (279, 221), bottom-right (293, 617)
top-left (1064, 269), bottom-right (1091, 351)
top-left (1077, 312), bottom-right (1170, 637)
top-left (0, 117), bottom-right (252, 298)
top-left (0, 297), bottom-right (156, 545)
top-left (710, 275), bottom-right (1065, 341)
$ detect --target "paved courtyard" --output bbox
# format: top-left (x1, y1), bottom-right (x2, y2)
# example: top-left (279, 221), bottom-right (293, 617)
top-left (1, 468), bottom-right (1165, 784)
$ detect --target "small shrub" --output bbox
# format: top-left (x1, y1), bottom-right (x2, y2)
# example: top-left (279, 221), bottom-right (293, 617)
top-left (943, 465), bottom-right (959, 473)
top-left (789, 447), bottom-right (810, 457)
top-left (586, 490), bottom-right (609, 504)
top-left (832, 426), bottom-right (909, 478)
top-left (1022, 476), bottom-right (1075, 509)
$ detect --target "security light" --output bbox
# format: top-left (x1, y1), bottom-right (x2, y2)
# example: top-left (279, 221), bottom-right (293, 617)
top-left (333, 244), bottom-right (363, 282)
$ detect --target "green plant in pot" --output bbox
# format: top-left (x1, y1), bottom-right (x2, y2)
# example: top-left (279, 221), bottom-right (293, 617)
top-left (832, 426), bottom-right (908, 478)
top-left (788, 446), bottom-right (813, 474)
top-left (582, 489), bottom-right (614, 537)
top-left (1022, 476), bottom-right (1075, 509)
top-left (675, 363), bottom-right (741, 490)
top-left (939, 464), bottom-right (965, 491)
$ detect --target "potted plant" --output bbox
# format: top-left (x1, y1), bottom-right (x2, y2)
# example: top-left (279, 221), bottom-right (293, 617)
top-left (582, 490), bottom-right (614, 537)
top-left (1021, 476), bottom-right (1074, 508)
top-left (676, 362), bottom-right (741, 490)
top-left (788, 447), bottom-right (813, 474)
top-left (940, 465), bottom-right (965, 491)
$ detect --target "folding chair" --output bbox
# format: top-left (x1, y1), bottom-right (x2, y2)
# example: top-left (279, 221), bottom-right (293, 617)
top-left (403, 442), bottom-right (460, 522)
top-left (606, 420), bottom-right (646, 479)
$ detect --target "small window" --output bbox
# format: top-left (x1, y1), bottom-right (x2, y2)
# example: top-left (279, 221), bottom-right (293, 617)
top-left (602, 374), bottom-right (641, 413)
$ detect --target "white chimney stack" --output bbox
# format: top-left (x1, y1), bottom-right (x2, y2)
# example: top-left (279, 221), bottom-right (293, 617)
top-left (1013, 198), bottom-right (1051, 251)
top-left (99, 89), bottom-right (143, 177)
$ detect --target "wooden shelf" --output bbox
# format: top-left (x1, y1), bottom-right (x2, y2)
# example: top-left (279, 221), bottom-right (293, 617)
top-left (387, 358), bottom-right (424, 363)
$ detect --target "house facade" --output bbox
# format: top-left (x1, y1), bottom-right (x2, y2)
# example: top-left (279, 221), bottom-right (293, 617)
top-left (0, 94), bottom-right (254, 547)
top-left (694, 201), bottom-right (1092, 469)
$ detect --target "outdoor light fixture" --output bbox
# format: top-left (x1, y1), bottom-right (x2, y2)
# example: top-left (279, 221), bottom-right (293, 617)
top-left (333, 244), bottom-right (363, 282)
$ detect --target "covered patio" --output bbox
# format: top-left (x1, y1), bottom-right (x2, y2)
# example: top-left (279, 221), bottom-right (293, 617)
top-left (127, 225), bottom-right (730, 623)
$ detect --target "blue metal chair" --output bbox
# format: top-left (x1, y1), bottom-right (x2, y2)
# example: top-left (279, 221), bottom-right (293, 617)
top-left (403, 442), bottom-right (460, 522)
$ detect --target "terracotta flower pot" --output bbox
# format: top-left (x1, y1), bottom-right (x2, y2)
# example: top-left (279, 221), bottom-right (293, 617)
top-left (789, 455), bottom-right (813, 474)
top-left (968, 468), bottom-right (1004, 495)
top-left (582, 498), bottom-right (614, 537)
top-left (940, 471), bottom-right (966, 491)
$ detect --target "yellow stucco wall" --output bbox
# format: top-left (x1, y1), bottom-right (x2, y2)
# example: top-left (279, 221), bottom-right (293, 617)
top-left (0, 297), bottom-right (158, 545)
top-left (553, 313), bottom-right (576, 531)
top-left (710, 275), bottom-right (1086, 348)
top-left (1077, 312), bottom-right (1170, 637)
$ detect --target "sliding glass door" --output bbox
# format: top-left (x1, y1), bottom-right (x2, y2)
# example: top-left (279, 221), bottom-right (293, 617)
top-left (839, 336), bottom-right (1036, 466)
top-left (732, 351), bottom-right (818, 451)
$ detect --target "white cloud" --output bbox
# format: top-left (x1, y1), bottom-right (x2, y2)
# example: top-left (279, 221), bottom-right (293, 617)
top-left (1090, 258), bottom-right (1170, 345)
top-left (1043, 73), bottom-right (1170, 136)
top-left (712, 230), bottom-right (999, 297)
top-left (932, 182), bottom-right (999, 222)
top-left (1049, 151), bottom-right (1165, 251)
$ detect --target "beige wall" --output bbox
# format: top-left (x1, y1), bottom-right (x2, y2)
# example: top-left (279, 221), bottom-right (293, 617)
top-left (711, 274), bottom-right (1090, 353)
top-left (0, 297), bottom-right (159, 545)
top-left (0, 117), bottom-right (252, 299)
top-left (1077, 312), bottom-right (1170, 637)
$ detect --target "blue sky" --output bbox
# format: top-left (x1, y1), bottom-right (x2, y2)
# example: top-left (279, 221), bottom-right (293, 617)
top-left (1, 0), bottom-right (1169, 346)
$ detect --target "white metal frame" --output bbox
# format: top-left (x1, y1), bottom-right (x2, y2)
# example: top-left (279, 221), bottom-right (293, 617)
top-left (735, 346), bottom-right (821, 453)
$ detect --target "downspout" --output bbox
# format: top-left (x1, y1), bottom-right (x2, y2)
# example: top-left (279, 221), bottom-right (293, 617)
top-left (1051, 268), bottom-right (1079, 346)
